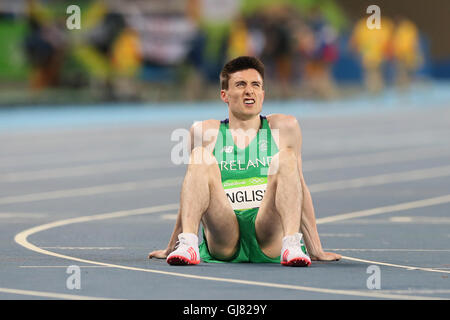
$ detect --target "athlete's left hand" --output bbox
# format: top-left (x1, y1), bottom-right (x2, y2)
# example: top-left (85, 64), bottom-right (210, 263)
top-left (310, 251), bottom-right (341, 261)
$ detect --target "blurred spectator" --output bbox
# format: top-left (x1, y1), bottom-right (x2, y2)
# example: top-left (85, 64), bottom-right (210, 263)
top-left (24, 0), bottom-right (66, 90)
top-left (391, 16), bottom-right (423, 89)
top-left (297, 6), bottom-right (339, 99)
top-left (110, 26), bottom-right (142, 99)
top-left (259, 5), bottom-right (297, 98)
top-left (70, 0), bottom-right (127, 100)
top-left (227, 15), bottom-right (251, 59)
top-left (1, 0), bottom-right (441, 105)
top-left (350, 16), bottom-right (394, 93)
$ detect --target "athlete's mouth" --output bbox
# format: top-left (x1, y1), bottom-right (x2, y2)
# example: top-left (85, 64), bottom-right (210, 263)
top-left (244, 99), bottom-right (255, 106)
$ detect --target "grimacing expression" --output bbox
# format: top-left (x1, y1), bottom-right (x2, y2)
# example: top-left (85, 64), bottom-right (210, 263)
top-left (221, 69), bottom-right (264, 119)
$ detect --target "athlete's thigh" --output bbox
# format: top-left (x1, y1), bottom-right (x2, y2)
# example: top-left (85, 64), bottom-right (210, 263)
top-left (201, 162), bottom-right (240, 259)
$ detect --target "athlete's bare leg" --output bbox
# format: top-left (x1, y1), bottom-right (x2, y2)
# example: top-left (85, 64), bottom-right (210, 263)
top-left (180, 146), bottom-right (239, 260)
top-left (255, 147), bottom-right (303, 258)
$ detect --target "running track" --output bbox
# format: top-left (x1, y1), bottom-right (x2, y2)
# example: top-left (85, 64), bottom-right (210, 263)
top-left (0, 83), bottom-right (449, 300)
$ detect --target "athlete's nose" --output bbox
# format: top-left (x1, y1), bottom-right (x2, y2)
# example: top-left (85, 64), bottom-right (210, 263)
top-left (244, 85), bottom-right (254, 96)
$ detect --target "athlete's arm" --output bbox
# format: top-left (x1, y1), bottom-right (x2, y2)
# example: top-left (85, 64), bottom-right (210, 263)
top-left (297, 157), bottom-right (341, 261)
top-left (148, 208), bottom-right (182, 259)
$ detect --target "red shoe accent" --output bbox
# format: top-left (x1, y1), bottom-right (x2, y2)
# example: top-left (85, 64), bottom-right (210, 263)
top-left (167, 247), bottom-right (200, 266)
top-left (188, 247), bottom-right (197, 262)
top-left (281, 257), bottom-right (311, 267)
top-left (282, 249), bottom-right (289, 262)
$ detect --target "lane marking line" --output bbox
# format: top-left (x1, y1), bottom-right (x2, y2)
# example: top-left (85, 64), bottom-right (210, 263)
top-left (14, 196), bottom-right (450, 300)
top-left (341, 256), bottom-right (449, 273)
top-left (0, 149), bottom-right (166, 169)
top-left (3, 164), bottom-right (450, 205)
top-left (19, 266), bottom-right (113, 268)
top-left (40, 247), bottom-right (125, 250)
top-left (303, 146), bottom-right (450, 172)
top-left (0, 159), bottom-right (175, 183)
top-left (319, 233), bottom-right (364, 238)
top-left (309, 164), bottom-right (450, 192)
top-left (2, 145), bottom-right (449, 183)
top-left (0, 136), bottom-right (441, 168)
top-left (0, 177), bottom-right (182, 205)
top-left (0, 213), bottom-right (48, 219)
top-left (316, 194), bottom-right (450, 224)
top-left (9, 244), bottom-right (444, 300)
top-left (327, 248), bottom-right (450, 252)
top-left (378, 289), bottom-right (450, 294)
top-left (0, 287), bottom-right (114, 300)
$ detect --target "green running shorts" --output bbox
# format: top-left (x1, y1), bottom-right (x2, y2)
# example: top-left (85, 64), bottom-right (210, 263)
top-left (199, 208), bottom-right (280, 263)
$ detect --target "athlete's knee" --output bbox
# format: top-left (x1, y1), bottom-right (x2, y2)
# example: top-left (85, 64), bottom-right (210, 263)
top-left (208, 241), bottom-right (239, 261)
top-left (189, 146), bottom-right (217, 166)
top-left (268, 147), bottom-right (297, 175)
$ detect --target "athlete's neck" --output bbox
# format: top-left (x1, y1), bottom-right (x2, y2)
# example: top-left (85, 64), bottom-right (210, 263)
top-left (228, 113), bottom-right (261, 132)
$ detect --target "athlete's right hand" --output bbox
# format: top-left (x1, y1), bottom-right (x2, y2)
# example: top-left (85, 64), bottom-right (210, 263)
top-left (148, 248), bottom-right (172, 259)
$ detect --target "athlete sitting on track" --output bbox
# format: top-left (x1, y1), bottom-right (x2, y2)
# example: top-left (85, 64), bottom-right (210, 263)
top-left (148, 56), bottom-right (341, 266)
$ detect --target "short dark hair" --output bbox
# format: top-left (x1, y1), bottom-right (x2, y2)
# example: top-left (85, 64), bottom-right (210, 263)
top-left (220, 56), bottom-right (265, 90)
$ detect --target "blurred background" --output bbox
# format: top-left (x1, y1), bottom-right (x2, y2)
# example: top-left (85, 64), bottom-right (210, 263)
top-left (0, 0), bottom-right (448, 106)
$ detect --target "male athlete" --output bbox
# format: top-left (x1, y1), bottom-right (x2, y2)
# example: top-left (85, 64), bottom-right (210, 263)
top-left (149, 56), bottom-right (341, 266)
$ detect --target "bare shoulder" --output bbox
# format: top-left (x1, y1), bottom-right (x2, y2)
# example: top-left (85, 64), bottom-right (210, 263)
top-left (266, 114), bottom-right (302, 149)
top-left (191, 119), bottom-right (221, 131)
top-left (190, 119), bottom-right (221, 151)
top-left (267, 114), bottom-right (300, 130)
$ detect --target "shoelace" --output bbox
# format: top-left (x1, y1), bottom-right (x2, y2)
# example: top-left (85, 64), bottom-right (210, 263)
top-left (174, 237), bottom-right (189, 250)
top-left (285, 234), bottom-right (302, 247)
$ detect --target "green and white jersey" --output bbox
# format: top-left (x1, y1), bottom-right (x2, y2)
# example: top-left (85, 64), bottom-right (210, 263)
top-left (213, 115), bottom-right (279, 211)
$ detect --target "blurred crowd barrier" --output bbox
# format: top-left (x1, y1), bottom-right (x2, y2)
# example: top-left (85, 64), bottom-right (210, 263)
top-left (0, 0), bottom-right (446, 105)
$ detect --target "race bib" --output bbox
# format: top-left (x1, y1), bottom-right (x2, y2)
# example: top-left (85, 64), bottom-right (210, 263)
top-left (223, 177), bottom-right (267, 210)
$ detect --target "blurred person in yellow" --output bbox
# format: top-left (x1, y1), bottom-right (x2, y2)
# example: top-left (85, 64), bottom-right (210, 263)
top-left (110, 27), bottom-right (142, 99)
top-left (391, 17), bottom-right (422, 89)
top-left (228, 16), bottom-right (251, 59)
top-left (350, 17), bottom-right (394, 93)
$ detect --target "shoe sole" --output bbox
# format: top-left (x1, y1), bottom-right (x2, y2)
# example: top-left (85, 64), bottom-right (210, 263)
top-left (167, 255), bottom-right (200, 266)
top-left (281, 257), bottom-right (311, 267)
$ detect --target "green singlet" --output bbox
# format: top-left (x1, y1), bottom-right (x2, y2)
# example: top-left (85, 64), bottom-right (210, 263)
top-left (199, 115), bottom-right (281, 263)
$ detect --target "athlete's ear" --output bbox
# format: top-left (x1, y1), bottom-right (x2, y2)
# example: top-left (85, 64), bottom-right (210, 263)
top-left (220, 89), bottom-right (228, 104)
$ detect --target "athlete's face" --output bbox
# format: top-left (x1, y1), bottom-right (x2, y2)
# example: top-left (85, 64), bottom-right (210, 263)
top-left (221, 68), bottom-right (264, 119)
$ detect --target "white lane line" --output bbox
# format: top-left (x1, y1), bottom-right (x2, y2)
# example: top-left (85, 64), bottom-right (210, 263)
top-left (378, 289), bottom-right (450, 295)
top-left (304, 129), bottom-right (450, 155)
top-left (0, 177), bottom-right (182, 205)
top-left (303, 146), bottom-right (450, 172)
top-left (0, 213), bottom-right (48, 219)
top-left (0, 159), bottom-right (175, 183)
top-left (319, 233), bottom-right (364, 238)
top-left (309, 164), bottom-right (450, 192)
top-left (341, 256), bottom-right (449, 273)
top-left (14, 198), bottom-right (450, 300)
top-left (0, 133), bottom-right (431, 167)
top-left (0, 287), bottom-right (114, 300)
top-left (2, 145), bottom-right (448, 182)
top-left (389, 216), bottom-right (450, 224)
top-left (327, 249), bottom-right (450, 252)
top-left (316, 194), bottom-right (450, 224)
top-left (19, 265), bottom-right (113, 268)
top-left (12, 236), bottom-right (443, 300)
top-left (40, 247), bottom-right (125, 250)
top-left (0, 149), bottom-right (164, 169)
top-left (160, 213), bottom-right (178, 220)
top-left (3, 164), bottom-right (450, 205)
